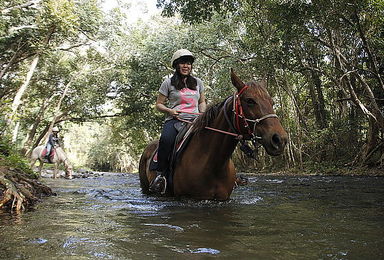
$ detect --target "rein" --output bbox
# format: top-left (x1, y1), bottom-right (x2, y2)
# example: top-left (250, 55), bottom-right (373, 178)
top-left (176, 111), bottom-right (241, 138)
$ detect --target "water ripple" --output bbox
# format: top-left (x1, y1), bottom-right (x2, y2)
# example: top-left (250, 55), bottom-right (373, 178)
top-left (239, 196), bottom-right (263, 205)
top-left (143, 223), bottom-right (184, 231)
top-left (190, 248), bottom-right (221, 254)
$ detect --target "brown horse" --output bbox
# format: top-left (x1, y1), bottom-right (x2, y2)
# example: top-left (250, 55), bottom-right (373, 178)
top-left (139, 69), bottom-right (288, 200)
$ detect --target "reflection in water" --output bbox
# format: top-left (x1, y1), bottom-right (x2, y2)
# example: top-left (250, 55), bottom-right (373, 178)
top-left (0, 173), bottom-right (383, 259)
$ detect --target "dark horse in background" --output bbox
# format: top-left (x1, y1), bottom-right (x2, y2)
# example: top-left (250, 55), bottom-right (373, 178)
top-left (139, 69), bottom-right (288, 200)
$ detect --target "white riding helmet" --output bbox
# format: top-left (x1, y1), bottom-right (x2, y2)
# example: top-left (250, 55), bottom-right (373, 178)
top-left (52, 126), bottom-right (59, 132)
top-left (171, 49), bottom-right (195, 68)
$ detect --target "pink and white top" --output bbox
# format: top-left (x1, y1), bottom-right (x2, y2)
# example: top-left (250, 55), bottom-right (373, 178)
top-left (159, 77), bottom-right (204, 121)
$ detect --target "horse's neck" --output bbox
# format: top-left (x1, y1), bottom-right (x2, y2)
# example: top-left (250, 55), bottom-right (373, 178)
top-left (63, 158), bottom-right (71, 168)
top-left (55, 148), bottom-right (67, 161)
top-left (60, 151), bottom-right (71, 169)
top-left (196, 109), bottom-right (238, 161)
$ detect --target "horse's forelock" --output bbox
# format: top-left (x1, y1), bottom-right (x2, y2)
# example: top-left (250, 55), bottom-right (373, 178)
top-left (246, 81), bottom-right (273, 102)
top-left (247, 81), bottom-right (267, 93)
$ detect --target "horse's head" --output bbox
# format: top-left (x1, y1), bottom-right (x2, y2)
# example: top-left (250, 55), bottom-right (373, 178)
top-left (230, 69), bottom-right (288, 156)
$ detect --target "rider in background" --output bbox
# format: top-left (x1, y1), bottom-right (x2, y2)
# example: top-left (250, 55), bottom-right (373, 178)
top-left (149, 49), bottom-right (207, 193)
top-left (45, 126), bottom-right (60, 160)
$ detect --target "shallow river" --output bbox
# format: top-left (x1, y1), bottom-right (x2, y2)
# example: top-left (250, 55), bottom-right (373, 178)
top-left (0, 173), bottom-right (383, 259)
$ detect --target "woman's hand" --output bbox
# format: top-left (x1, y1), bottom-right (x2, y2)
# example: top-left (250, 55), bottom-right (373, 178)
top-left (168, 109), bottom-right (179, 117)
top-left (156, 93), bottom-right (179, 117)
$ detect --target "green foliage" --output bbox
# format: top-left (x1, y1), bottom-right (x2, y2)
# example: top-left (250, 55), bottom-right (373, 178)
top-left (157, 0), bottom-right (237, 23)
top-left (67, 122), bottom-right (139, 172)
top-left (39, 0), bottom-right (79, 35)
top-left (0, 137), bottom-right (36, 178)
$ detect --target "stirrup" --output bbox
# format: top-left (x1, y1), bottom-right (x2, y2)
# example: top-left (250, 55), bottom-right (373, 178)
top-left (160, 176), bottom-right (167, 195)
top-left (149, 175), bottom-right (167, 195)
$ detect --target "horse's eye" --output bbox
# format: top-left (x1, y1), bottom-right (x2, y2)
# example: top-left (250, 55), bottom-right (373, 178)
top-left (245, 98), bottom-right (256, 106)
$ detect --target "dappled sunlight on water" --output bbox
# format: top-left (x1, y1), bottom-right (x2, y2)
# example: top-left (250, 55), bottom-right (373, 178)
top-left (0, 173), bottom-right (383, 259)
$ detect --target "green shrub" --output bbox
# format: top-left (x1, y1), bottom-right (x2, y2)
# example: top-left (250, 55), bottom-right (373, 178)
top-left (0, 137), bottom-right (37, 178)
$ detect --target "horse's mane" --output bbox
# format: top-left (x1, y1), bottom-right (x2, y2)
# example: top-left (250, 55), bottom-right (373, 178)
top-left (192, 97), bottom-right (229, 133)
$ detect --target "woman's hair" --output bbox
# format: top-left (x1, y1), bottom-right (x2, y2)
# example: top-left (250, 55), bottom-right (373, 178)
top-left (171, 70), bottom-right (197, 90)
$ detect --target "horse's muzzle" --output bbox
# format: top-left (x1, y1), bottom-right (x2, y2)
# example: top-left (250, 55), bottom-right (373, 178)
top-left (264, 132), bottom-right (288, 156)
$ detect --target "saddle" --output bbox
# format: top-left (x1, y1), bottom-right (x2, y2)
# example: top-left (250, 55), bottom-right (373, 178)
top-left (41, 148), bottom-right (56, 163)
top-left (149, 120), bottom-right (195, 191)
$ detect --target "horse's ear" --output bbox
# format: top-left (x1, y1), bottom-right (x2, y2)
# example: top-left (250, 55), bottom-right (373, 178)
top-left (230, 68), bottom-right (246, 91)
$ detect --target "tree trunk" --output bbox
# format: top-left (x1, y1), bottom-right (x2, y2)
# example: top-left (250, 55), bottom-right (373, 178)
top-left (22, 97), bottom-right (54, 155)
top-left (6, 54), bottom-right (40, 139)
top-left (10, 54), bottom-right (40, 121)
top-left (312, 71), bottom-right (327, 129)
top-left (6, 25), bottom-right (55, 137)
top-left (358, 117), bottom-right (380, 166)
top-left (12, 121), bottom-right (20, 143)
top-left (0, 46), bottom-right (20, 81)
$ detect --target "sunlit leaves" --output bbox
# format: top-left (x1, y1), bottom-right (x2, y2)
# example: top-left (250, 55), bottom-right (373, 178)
top-left (157, 0), bottom-right (238, 23)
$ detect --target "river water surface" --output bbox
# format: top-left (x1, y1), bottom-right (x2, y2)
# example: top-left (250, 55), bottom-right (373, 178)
top-left (0, 173), bottom-right (383, 259)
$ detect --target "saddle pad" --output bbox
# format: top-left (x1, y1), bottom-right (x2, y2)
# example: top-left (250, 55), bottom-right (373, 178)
top-left (41, 148), bottom-right (56, 163)
top-left (149, 149), bottom-right (159, 171)
top-left (148, 120), bottom-right (194, 172)
top-left (41, 148), bottom-right (48, 157)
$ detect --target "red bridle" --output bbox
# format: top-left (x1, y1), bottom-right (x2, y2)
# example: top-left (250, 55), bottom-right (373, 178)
top-left (231, 85), bottom-right (278, 141)
top-left (234, 85), bottom-right (251, 136)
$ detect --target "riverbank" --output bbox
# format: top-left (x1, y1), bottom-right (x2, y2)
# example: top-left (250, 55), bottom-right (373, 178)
top-left (239, 157), bottom-right (383, 177)
top-left (0, 165), bottom-right (54, 212)
top-left (248, 166), bottom-right (384, 177)
top-left (0, 139), bottom-right (54, 212)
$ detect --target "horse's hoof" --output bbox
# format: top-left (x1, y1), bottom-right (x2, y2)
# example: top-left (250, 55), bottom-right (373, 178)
top-left (65, 176), bottom-right (73, 180)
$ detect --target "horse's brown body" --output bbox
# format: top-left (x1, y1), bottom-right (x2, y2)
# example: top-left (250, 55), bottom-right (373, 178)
top-left (172, 113), bottom-right (239, 200)
top-left (139, 70), bottom-right (288, 200)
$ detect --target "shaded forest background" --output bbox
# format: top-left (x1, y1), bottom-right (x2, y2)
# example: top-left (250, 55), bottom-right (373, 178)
top-left (1, 0), bottom-right (383, 174)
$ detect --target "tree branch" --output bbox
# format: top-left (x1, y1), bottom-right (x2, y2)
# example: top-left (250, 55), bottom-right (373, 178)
top-left (1, 0), bottom-right (40, 14)
top-left (56, 41), bottom-right (91, 52)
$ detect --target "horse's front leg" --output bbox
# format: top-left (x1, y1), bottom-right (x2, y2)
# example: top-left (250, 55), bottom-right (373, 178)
top-left (30, 159), bottom-right (37, 170)
top-left (53, 163), bottom-right (58, 179)
top-left (38, 160), bottom-right (44, 175)
top-left (65, 167), bottom-right (73, 179)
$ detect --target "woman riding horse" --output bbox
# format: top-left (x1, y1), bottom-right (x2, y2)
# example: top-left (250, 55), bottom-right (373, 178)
top-left (30, 145), bottom-right (73, 179)
top-left (45, 126), bottom-right (60, 161)
top-left (139, 69), bottom-right (288, 200)
top-left (150, 49), bottom-right (207, 193)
